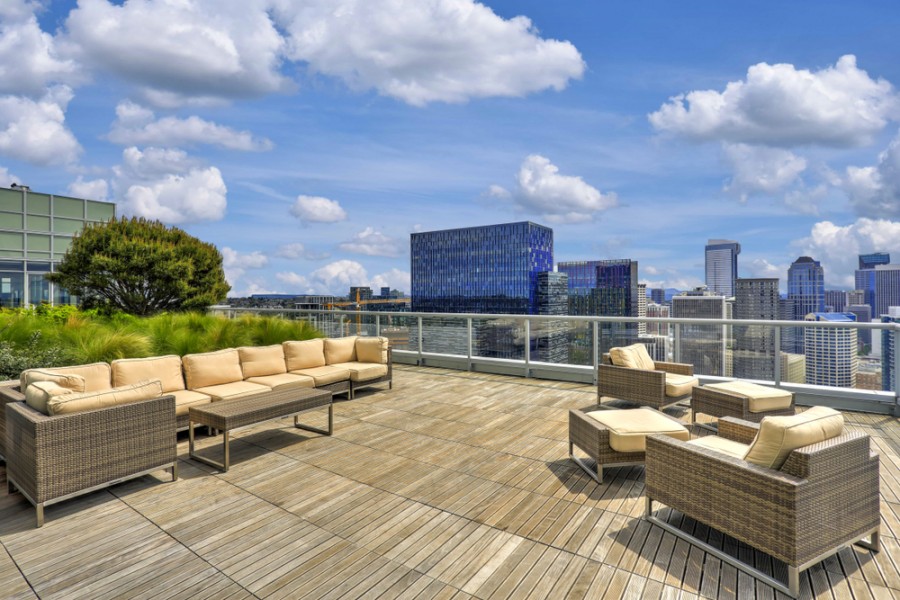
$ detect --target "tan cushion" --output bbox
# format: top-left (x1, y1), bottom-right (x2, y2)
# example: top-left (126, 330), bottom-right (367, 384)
top-left (584, 407), bottom-right (689, 453)
top-left (238, 345), bottom-right (287, 378)
top-left (48, 379), bottom-right (163, 416)
top-left (192, 381), bottom-right (269, 402)
top-left (324, 336), bottom-right (357, 364)
top-left (20, 370), bottom-right (86, 394)
top-left (246, 373), bottom-right (316, 391)
top-left (687, 436), bottom-right (749, 460)
top-left (665, 373), bottom-right (698, 397)
top-left (290, 365), bottom-right (351, 386)
top-left (112, 355), bottom-right (185, 393)
top-left (22, 362), bottom-right (110, 392)
top-left (356, 337), bottom-right (388, 364)
top-left (338, 362), bottom-right (389, 382)
top-left (704, 381), bottom-right (793, 413)
top-left (608, 344), bottom-right (655, 371)
top-left (183, 349), bottom-right (243, 389)
top-left (743, 406), bottom-right (844, 470)
top-left (24, 381), bottom-right (74, 415)
top-left (171, 389), bottom-right (212, 416)
top-left (283, 339), bottom-right (326, 370)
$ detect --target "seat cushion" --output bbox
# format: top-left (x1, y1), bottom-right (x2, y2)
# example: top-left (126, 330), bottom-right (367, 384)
top-left (665, 373), bottom-right (698, 397)
top-left (356, 337), bottom-right (388, 364)
top-left (324, 336), bottom-right (358, 364)
top-left (688, 436), bottom-right (749, 459)
top-left (47, 379), bottom-right (163, 416)
top-left (584, 408), bottom-right (689, 453)
top-left (238, 345), bottom-right (287, 378)
top-left (704, 381), bottom-right (793, 413)
top-left (245, 373), bottom-right (315, 391)
top-left (171, 389), bottom-right (212, 416)
top-left (284, 339), bottom-right (326, 371)
top-left (112, 355), bottom-right (185, 393)
top-left (290, 365), bottom-right (351, 386)
top-left (743, 406), bottom-right (844, 470)
top-left (22, 362), bottom-right (110, 392)
top-left (608, 344), bottom-right (656, 371)
top-left (183, 349), bottom-right (243, 389)
top-left (338, 361), bottom-right (389, 382)
top-left (24, 381), bottom-right (75, 415)
top-left (192, 381), bottom-right (270, 402)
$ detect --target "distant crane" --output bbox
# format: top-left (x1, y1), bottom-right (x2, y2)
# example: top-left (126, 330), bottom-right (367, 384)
top-left (325, 294), bottom-right (411, 335)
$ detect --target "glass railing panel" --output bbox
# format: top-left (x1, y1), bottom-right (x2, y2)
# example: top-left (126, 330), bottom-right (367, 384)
top-left (559, 320), bottom-right (593, 366)
top-left (732, 323), bottom-right (778, 382)
top-left (378, 314), bottom-right (416, 351)
top-left (471, 316), bottom-right (525, 360)
top-left (418, 316), bottom-right (469, 356)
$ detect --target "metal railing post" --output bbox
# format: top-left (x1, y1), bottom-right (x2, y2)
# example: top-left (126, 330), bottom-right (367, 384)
top-left (774, 325), bottom-right (782, 385)
top-left (894, 327), bottom-right (900, 416)
top-left (467, 317), bottom-right (473, 372)
top-left (417, 316), bottom-right (423, 365)
top-left (673, 323), bottom-right (682, 363)
top-left (524, 319), bottom-right (531, 378)
top-left (375, 314), bottom-right (381, 337)
top-left (592, 320), bottom-right (599, 384)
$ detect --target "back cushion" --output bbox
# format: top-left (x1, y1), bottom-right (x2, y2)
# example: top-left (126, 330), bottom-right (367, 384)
top-left (182, 349), bottom-right (243, 389)
top-left (284, 339), bottom-right (326, 371)
top-left (25, 381), bottom-right (75, 415)
top-left (743, 406), bottom-right (845, 470)
top-left (20, 370), bottom-right (86, 394)
top-left (48, 379), bottom-right (163, 416)
top-left (21, 362), bottom-right (111, 392)
top-left (324, 336), bottom-right (357, 364)
top-left (112, 355), bottom-right (185, 393)
top-left (239, 345), bottom-right (287, 378)
top-left (609, 344), bottom-right (655, 371)
top-left (356, 337), bottom-right (388, 364)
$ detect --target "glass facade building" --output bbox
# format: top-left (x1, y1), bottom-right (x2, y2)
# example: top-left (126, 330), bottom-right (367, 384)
top-left (784, 256), bottom-right (825, 354)
top-left (733, 278), bottom-right (780, 380)
top-left (855, 252), bottom-right (890, 316)
top-left (705, 239), bottom-right (740, 297)
top-left (804, 313), bottom-right (858, 388)
top-left (0, 186), bottom-right (116, 308)
top-left (411, 222), bottom-right (553, 314)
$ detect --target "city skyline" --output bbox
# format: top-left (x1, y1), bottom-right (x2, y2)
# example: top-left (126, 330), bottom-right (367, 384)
top-left (1, 2), bottom-right (900, 296)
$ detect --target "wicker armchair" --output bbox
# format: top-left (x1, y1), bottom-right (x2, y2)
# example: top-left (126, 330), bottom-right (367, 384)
top-left (5, 395), bottom-right (178, 527)
top-left (644, 417), bottom-right (880, 598)
top-left (597, 351), bottom-right (697, 410)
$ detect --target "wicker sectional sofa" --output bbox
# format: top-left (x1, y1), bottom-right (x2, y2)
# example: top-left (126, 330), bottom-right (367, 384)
top-left (1, 335), bottom-right (392, 526)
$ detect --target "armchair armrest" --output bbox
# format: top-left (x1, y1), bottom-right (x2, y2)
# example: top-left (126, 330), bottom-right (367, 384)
top-left (652, 361), bottom-right (694, 376)
top-left (717, 417), bottom-right (759, 444)
top-left (597, 363), bottom-right (665, 402)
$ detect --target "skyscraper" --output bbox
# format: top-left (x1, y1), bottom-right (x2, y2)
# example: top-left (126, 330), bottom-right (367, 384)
top-left (672, 288), bottom-right (731, 376)
top-left (804, 313), bottom-right (858, 388)
top-left (847, 304), bottom-right (872, 349)
top-left (705, 239), bottom-right (740, 297)
top-left (824, 290), bottom-right (847, 313)
top-left (855, 252), bottom-right (890, 316)
top-left (882, 307), bottom-right (900, 392)
top-left (785, 256), bottom-right (825, 353)
top-left (733, 278), bottom-right (780, 380)
top-left (875, 264), bottom-right (900, 318)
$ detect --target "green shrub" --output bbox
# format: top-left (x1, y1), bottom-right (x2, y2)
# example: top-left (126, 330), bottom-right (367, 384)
top-left (0, 331), bottom-right (69, 380)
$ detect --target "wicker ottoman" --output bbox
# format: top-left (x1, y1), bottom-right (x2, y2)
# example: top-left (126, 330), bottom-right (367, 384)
top-left (569, 407), bottom-right (689, 482)
top-left (691, 380), bottom-right (794, 426)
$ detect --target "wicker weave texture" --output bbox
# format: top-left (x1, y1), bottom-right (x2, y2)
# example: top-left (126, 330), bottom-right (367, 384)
top-left (597, 358), bottom-right (694, 410)
top-left (692, 385), bottom-right (795, 423)
top-left (568, 408), bottom-right (647, 467)
top-left (188, 387), bottom-right (332, 432)
top-left (0, 380), bottom-right (23, 459)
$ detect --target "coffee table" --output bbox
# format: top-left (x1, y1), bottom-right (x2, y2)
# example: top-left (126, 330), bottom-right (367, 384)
top-left (188, 387), bottom-right (332, 472)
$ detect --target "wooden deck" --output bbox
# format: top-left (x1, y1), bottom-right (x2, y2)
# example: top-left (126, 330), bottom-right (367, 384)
top-left (1, 365), bottom-right (899, 599)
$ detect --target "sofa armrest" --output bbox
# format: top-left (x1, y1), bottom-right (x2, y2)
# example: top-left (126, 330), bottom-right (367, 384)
top-left (652, 361), bottom-right (694, 376)
top-left (0, 384), bottom-right (25, 403)
top-left (6, 395), bottom-right (177, 504)
top-left (717, 417), bottom-right (760, 444)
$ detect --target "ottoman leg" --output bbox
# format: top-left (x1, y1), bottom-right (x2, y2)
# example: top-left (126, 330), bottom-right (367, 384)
top-left (570, 440), bottom-right (602, 483)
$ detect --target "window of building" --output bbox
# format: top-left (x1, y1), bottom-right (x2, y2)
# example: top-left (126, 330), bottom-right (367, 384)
top-left (53, 196), bottom-right (84, 219)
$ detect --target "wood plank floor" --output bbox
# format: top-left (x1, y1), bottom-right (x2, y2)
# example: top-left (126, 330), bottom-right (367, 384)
top-left (1, 365), bottom-right (898, 599)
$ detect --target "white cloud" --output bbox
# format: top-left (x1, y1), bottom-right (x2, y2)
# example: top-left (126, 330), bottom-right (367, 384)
top-left (0, 166), bottom-right (20, 187)
top-left (491, 154), bottom-right (616, 223)
top-left (68, 176), bottom-right (109, 201)
top-left (843, 131), bottom-right (900, 219)
top-left (371, 268), bottom-right (410, 294)
top-left (273, 0), bottom-right (584, 106)
top-left (276, 242), bottom-right (329, 260)
top-left (796, 218), bottom-right (900, 287)
top-left (0, 86), bottom-right (81, 165)
top-left (744, 258), bottom-right (788, 281)
top-left (277, 261), bottom-right (410, 295)
top-left (650, 55), bottom-right (898, 148)
top-left (112, 146), bottom-right (227, 224)
top-left (290, 195), bottom-right (347, 223)
top-left (221, 246), bottom-right (269, 286)
top-left (275, 271), bottom-right (311, 290)
top-left (0, 2), bottom-right (81, 96)
top-left (108, 101), bottom-right (272, 151)
top-left (723, 143), bottom-right (807, 201)
top-left (339, 227), bottom-right (404, 257)
top-left (62, 0), bottom-right (288, 104)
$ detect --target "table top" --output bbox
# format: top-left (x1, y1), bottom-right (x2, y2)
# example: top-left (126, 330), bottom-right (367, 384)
top-left (188, 387), bottom-right (332, 429)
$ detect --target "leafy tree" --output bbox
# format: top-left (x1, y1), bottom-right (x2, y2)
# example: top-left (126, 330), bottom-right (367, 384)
top-left (46, 217), bottom-right (230, 316)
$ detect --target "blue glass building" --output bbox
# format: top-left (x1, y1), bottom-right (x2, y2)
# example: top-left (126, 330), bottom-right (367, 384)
top-left (784, 256), bottom-right (825, 353)
top-left (705, 239), bottom-right (740, 297)
top-left (411, 222), bottom-right (554, 314)
top-left (855, 252), bottom-right (890, 316)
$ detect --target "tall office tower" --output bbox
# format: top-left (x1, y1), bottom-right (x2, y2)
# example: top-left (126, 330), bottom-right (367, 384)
top-left (646, 302), bottom-right (670, 336)
top-left (824, 290), bottom-right (847, 313)
top-left (595, 259), bottom-right (641, 348)
top-left (875, 264), bottom-right (900, 318)
top-left (672, 288), bottom-right (730, 376)
top-left (650, 288), bottom-right (666, 304)
top-left (733, 278), bottom-right (780, 380)
top-left (804, 313), bottom-right (858, 387)
top-left (784, 256), bottom-right (825, 353)
top-left (533, 271), bottom-right (569, 362)
top-left (882, 307), bottom-right (900, 392)
top-left (847, 290), bottom-right (865, 306)
top-left (637, 283), bottom-right (648, 335)
top-left (705, 239), bottom-right (741, 297)
top-left (847, 304), bottom-right (872, 349)
top-left (855, 252), bottom-right (890, 315)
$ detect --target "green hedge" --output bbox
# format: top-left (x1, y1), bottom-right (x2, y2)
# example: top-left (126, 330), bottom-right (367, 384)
top-left (0, 307), bottom-right (322, 380)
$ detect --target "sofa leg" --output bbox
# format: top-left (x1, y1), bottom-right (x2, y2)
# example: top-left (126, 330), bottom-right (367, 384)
top-left (645, 496), bottom-right (653, 517)
top-left (36, 503), bottom-right (44, 528)
top-left (787, 566), bottom-right (800, 599)
top-left (171, 461), bottom-right (178, 482)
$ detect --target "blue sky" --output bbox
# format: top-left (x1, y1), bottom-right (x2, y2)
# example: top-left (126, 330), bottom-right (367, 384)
top-left (2, 1), bottom-right (900, 296)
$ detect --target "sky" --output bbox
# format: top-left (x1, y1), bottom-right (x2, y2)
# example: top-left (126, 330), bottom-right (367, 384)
top-left (1, 0), bottom-right (900, 297)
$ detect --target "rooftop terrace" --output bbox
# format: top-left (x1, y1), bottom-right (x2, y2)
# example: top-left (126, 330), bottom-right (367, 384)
top-left (1, 365), bottom-right (899, 599)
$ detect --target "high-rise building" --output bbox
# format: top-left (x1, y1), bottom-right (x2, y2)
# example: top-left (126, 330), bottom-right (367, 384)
top-left (637, 283), bottom-right (647, 335)
top-left (650, 288), bottom-right (666, 305)
top-left (380, 286), bottom-right (391, 298)
top-left (672, 287), bottom-right (731, 376)
top-left (874, 264), bottom-right (900, 318)
top-left (855, 252), bottom-right (890, 316)
top-left (847, 304), bottom-right (872, 349)
top-left (733, 278), bottom-right (779, 380)
top-left (804, 313), bottom-right (858, 387)
top-left (0, 186), bottom-right (116, 307)
top-left (784, 256), bottom-right (825, 353)
top-left (847, 290), bottom-right (865, 306)
top-left (533, 271), bottom-right (569, 362)
top-left (705, 239), bottom-right (740, 297)
top-left (349, 286), bottom-right (373, 302)
top-left (646, 302), bottom-right (670, 336)
top-left (882, 307), bottom-right (900, 392)
top-left (824, 290), bottom-right (847, 313)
